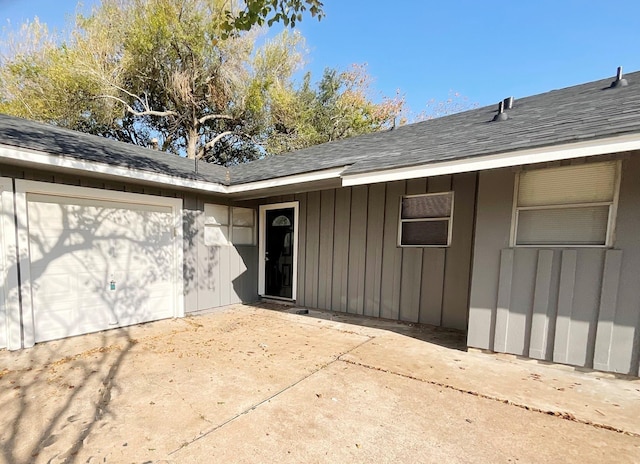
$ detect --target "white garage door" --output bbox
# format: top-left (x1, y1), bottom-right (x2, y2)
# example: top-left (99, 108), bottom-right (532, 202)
top-left (27, 193), bottom-right (179, 343)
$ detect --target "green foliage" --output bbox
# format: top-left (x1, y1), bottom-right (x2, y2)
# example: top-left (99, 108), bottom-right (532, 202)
top-left (225, 0), bottom-right (324, 35)
top-left (0, 1), bottom-right (477, 165)
top-left (265, 63), bottom-right (405, 154)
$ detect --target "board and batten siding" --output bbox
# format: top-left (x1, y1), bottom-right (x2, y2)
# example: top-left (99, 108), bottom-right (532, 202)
top-left (265, 174), bottom-right (477, 330)
top-left (467, 155), bottom-right (640, 375)
top-left (0, 163), bottom-right (258, 320)
top-left (182, 194), bottom-right (259, 314)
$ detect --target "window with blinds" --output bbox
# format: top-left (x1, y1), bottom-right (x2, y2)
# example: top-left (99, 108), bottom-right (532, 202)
top-left (513, 161), bottom-right (620, 246)
top-left (204, 204), bottom-right (230, 246)
top-left (231, 207), bottom-right (256, 245)
top-left (204, 205), bottom-right (256, 246)
top-left (398, 192), bottom-right (454, 247)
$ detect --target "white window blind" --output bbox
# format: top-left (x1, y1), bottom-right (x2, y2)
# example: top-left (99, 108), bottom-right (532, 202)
top-left (398, 192), bottom-right (454, 247)
top-left (514, 161), bottom-right (619, 246)
top-left (204, 204), bottom-right (229, 246)
top-left (518, 162), bottom-right (617, 206)
top-left (231, 207), bottom-right (256, 245)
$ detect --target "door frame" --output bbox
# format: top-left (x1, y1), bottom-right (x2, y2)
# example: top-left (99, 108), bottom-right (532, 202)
top-left (258, 201), bottom-right (299, 300)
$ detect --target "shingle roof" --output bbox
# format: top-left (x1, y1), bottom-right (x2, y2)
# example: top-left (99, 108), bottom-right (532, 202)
top-left (1, 70), bottom-right (639, 187)
top-left (229, 70), bottom-right (640, 183)
top-left (0, 114), bottom-right (229, 184)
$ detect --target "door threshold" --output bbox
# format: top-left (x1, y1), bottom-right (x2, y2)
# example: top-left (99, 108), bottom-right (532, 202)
top-left (261, 296), bottom-right (296, 305)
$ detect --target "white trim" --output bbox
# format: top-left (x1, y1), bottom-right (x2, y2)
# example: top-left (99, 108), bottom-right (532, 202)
top-left (228, 167), bottom-right (346, 193)
top-left (14, 180), bottom-right (184, 347)
top-left (1, 133), bottom-right (638, 196)
top-left (14, 187), bottom-right (34, 347)
top-left (0, 178), bottom-right (21, 350)
top-left (607, 161), bottom-right (623, 246)
top-left (0, 144), bottom-right (346, 195)
top-left (341, 133), bottom-right (640, 186)
top-left (0, 145), bottom-right (227, 194)
top-left (258, 201), bottom-right (299, 301)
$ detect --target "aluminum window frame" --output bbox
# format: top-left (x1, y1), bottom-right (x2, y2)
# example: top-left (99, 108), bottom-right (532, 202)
top-left (509, 161), bottom-right (622, 248)
top-left (397, 191), bottom-right (455, 248)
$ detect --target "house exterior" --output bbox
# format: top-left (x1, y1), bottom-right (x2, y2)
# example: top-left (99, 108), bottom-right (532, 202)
top-left (0, 69), bottom-right (639, 376)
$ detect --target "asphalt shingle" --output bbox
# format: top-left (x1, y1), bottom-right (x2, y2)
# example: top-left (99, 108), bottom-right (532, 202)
top-left (1, 70), bottom-right (639, 187)
top-left (0, 115), bottom-right (229, 184)
top-left (230, 70), bottom-right (640, 183)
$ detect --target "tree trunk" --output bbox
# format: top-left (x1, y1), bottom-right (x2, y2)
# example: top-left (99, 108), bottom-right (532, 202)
top-left (186, 125), bottom-right (198, 159)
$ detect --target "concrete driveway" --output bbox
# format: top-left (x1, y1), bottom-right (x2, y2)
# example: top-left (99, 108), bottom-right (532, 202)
top-left (1, 304), bottom-right (639, 463)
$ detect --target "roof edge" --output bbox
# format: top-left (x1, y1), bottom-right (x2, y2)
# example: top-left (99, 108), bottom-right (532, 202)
top-left (0, 142), bottom-right (349, 196)
top-left (341, 133), bottom-right (640, 186)
top-left (0, 143), bottom-right (228, 194)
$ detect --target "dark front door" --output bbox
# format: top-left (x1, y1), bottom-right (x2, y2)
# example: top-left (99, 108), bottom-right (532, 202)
top-left (265, 208), bottom-right (295, 298)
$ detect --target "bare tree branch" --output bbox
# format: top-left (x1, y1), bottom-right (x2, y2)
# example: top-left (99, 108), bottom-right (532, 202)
top-left (197, 131), bottom-right (234, 159)
top-left (96, 94), bottom-right (178, 118)
top-left (198, 114), bottom-right (235, 124)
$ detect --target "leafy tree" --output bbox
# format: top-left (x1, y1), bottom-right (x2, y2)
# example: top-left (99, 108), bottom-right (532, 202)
top-left (265, 63), bottom-right (405, 154)
top-left (0, 0), bottom-right (474, 165)
top-left (0, 0), bottom-right (321, 164)
top-left (225, 0), bottom-right (324, 33)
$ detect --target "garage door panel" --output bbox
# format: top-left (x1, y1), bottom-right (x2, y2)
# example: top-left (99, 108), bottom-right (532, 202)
top-left (27, 193), bottom-right (178, 343)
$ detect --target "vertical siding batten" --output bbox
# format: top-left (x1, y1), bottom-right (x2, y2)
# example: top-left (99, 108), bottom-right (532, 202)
top-left (364, 184), bottom-right (385, 317)
top-left (494, 249), bottom-right (514, 353)
top-left (317, 190), bottom-right (335, 310)
top-left (607, 156), bottom-right (640, 375)
top-left (442, 173), bottom-right (477, 330)
top-left (380, 181), bottom-right (405, 319)
top-left (419, 249), bottom-right (445, 325)
top-left (399, 179), bottom-right (427, 322)
top-left (570, 250), bottom-right (605, 368)
top-left (529, 250), bottom-right (555, 360)
top-left (509, 249), bottom-right (538, 356)
top-left (331, 188), bottom-right (351, 312)
top-left (593, 250), bottom-right (623, 372)
top-left (347, 186), bottom-right (368, 314)
top-left (305, 191), bottom-right (321, 308)
top-left (553, 250), bottom-right (577, 364)
top-left (467, 169), bottom-right (515, 351)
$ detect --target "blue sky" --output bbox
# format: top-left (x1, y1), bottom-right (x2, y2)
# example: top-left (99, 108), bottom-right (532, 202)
top-left (1, 0), bottom-right (639, 114)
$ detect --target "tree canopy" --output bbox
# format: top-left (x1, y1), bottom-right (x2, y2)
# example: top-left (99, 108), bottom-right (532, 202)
top-left (0, 0), bottom-right (472, 165)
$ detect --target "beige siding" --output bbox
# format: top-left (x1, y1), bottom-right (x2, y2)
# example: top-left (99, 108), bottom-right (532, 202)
top-left (468, 154), bottom-right (640, 375)
top-left (268, 173), bottom-right (477, 330)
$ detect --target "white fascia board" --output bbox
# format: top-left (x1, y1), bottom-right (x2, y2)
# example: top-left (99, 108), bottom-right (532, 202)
top-left (0, 144), bottom-right (227, 194)
top-left (0, 144), bottom-right (347, 195)
top-left (341, 133), bottom-right (640, 186)
top-left (225, 166), bottom-right (347, 193)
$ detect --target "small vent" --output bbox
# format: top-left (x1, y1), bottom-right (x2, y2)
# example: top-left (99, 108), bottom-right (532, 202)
top-left (503, 96), bottom-right (514, 110)
top-left (493, 101), bottom-right (508, 122)
top-left (610, 66), bottom-right (628, 88)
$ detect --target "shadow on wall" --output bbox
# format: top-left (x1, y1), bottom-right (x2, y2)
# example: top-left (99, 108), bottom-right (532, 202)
top-left (182, 205), bottom-right (258, 312)
top-left (0, 199), bottom-right (181, 463)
